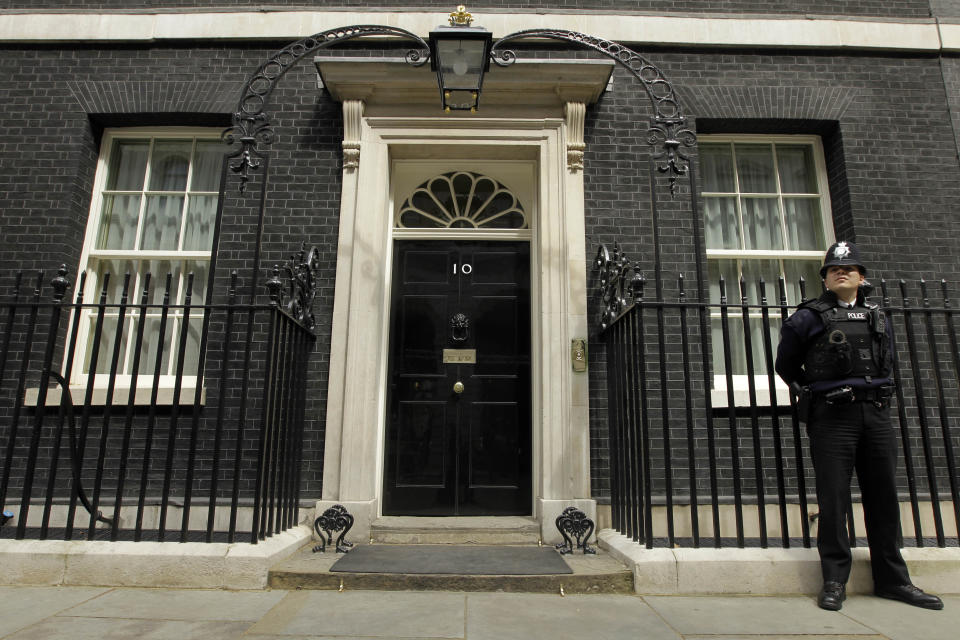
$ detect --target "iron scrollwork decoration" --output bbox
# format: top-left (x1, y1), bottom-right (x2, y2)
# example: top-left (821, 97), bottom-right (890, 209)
top-left (49, 370), bottom-right (115, 530)
top-left (450, 312), bottom-right (470, 342)
top-left (490, 29), bottom-right (696, 194)
top-left (555, 506), bottom-right (596, 555)
top-left (35, 267), bottom-right (115, 531)
top-left (223, 25), bottom-right (431, 193)
top-left (266, 244), bottom-right (322, 331)
top-left (312, 504), bottom-right (355, 553)
top-left (595, 243), bottom-right (645, 331)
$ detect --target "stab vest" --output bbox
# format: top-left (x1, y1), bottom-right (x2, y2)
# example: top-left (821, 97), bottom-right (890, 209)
top-left (800, 297), bottom-right (892, 382)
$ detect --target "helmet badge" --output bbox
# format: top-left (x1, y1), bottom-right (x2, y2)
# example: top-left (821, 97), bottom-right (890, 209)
top-left (833, 241), bottom-right (851, 259)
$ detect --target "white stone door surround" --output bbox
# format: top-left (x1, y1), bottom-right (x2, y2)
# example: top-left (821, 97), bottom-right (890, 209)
top-left (316, 59), bottom-right (609, 542)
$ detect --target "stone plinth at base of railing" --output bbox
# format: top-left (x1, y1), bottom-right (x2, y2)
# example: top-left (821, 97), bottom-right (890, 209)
top-left (598, 529), bottom-right (960, 596)
top-left (0, 525), bottom-right (311, 589)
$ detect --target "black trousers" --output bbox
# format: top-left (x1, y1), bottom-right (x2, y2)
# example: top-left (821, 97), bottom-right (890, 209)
top-left (808, 399), bottom-right (911, 588)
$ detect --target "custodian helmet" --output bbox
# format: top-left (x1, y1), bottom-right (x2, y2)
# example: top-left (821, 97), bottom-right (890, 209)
top-left (819, 241), bottom-right (867, 278)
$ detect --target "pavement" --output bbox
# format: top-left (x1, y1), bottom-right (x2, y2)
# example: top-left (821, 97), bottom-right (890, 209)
top-left (0, 586), bottom-right (956, 640)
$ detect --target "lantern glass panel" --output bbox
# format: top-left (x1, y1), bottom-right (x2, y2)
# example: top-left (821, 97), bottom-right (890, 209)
top-left (437, 38), bottom-right (486, 90)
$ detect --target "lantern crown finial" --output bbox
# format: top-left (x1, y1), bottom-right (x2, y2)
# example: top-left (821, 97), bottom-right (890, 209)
top-left (449, 5), bottom-right (473, 27)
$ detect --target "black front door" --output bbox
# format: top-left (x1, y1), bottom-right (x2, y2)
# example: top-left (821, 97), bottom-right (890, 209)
top-left (383, 240), bottom-right (531, 515)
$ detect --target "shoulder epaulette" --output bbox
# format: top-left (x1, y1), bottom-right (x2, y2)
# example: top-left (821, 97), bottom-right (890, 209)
top-left (797, 298), bottom-right (832, 313)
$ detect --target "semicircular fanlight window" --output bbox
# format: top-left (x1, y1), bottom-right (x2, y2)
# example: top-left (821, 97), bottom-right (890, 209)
top-left (396, 171), bottom-right (528, 229)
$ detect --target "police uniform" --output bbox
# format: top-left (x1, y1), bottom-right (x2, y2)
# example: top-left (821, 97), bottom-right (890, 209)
top-left (775, 241), bottom-right (942, 611)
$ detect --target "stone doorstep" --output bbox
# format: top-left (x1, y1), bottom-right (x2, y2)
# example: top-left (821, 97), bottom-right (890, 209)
top-left (0, 525), bottom-right (312, 590)
top-left (369, 516), bottom-right (541, 545)
top-left (599, 529), bottom-right (960, 596)
top-left (268, 543), bottom-right (634, 594)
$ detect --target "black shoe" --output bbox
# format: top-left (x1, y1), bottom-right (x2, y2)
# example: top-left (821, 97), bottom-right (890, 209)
top-left (818, 581), bottom-right (846, 611)
top-left (875, 584), bottom-right (944, 610)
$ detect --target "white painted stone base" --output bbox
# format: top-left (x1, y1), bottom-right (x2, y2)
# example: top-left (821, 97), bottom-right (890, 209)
top-left (313, 499), bottom-right (377, 545)
top-left (3, 502), bottom-right (257, 533)
top-left (599, 529), bottom-right (960, 595)
top-left (0, 525), bottom-right (311, 589)
top-left (539, 499), bottom-right (597, 545)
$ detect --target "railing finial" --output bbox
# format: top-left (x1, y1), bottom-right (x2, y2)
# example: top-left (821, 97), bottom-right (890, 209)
top-left (266, 266), bottom-right (282, 305)
top-left (50, 264), bottom-right (70, 302)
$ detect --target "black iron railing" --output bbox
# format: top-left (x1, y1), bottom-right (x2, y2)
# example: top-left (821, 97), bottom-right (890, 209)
top-left (0, 262), bottom-right (316, 544)
top-left (599, 250), bottom-right (960, 549)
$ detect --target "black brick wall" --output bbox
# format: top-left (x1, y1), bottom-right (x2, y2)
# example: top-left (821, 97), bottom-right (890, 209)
top-left (3, 34), bottom-right (960, 511)
top-left (0, 1), bottom-right (934, 19)
top-left (0, 42), bottom-right (342, 505)
top-left (583, 46), bottom-right (960, 500)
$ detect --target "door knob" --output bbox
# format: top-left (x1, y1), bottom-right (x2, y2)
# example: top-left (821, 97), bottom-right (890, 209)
top-left (453, 381), bottom-right (464, 394)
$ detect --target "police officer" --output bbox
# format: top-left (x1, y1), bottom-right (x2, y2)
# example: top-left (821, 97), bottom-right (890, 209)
top-left (775, 241), bottom-right (943, 611)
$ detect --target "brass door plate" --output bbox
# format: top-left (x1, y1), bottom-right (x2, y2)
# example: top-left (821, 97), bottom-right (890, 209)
top-left (571, 339), bottom-right (587, 372)
top-left (443, 348), bottom-right (477, 364)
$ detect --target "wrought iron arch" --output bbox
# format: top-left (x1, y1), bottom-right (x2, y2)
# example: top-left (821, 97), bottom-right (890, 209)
top-left (224, 25), bottom-right (696, 195)
top-left (211, 20), bottom-right (709, 551)
top-left (216, 25), bottom-right (430, 311)
top-left (223, 25), bottom-right (429, 192)
top-left (490, 28), bottom-right (705, 313)
top-left (491, 29), bottom-right (697, 194)
top-left (219, 22), bottom-right (703, 312)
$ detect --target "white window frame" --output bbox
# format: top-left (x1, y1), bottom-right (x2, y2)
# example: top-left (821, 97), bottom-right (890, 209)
top-left (67, 127), bottom-right (222, 397)
top-left (700, 134), bottom-right (835, 406)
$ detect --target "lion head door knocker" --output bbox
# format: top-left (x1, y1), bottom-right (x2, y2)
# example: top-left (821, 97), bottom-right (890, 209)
top-left (450, 312), bottom-right (470, 342)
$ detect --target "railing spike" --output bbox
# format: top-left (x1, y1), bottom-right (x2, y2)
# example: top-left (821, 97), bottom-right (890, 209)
top-left (184, 271), bottom-right (195, 299)
top-left (75, 271), bottom-right (87, 305)
top-left (98, 272), bottom-right (110, 302)
top-left (880, 277), bottom-right (891, 306)
top-left (33, 270), bottom-right (44, 299)
top-left (119, 272), bottom-right (132, 305)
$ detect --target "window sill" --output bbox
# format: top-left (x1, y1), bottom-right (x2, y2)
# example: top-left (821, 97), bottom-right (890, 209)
top-left (710, 386), bottom-right (792, 409)
top-left (24, 385), bottom-right (207, 407)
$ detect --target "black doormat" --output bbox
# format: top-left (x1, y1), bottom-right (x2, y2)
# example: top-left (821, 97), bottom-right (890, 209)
top-left (329, 545), bottom-right (573, 575)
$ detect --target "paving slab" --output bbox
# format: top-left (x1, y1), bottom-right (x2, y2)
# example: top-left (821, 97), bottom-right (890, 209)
top-left (3, 616), bottom-right (253, 640)
top-left (684, 637), bottom-right (884, 640)
top-left (0, 586), bottom-right (109, 637)
top-left (643, 595), bottom-right (875, 636)
top-left (244, 637), bottom-right (457, 640)
top-left (839, 594), bottom-right (960, 640)
top-left (60, 587), bottom-right (287, 621)
top-left (464, 592), bottom-right (681, 640)
top-left (3, 585), bottom-right (955, 640)
top-left (245, 590), bottom-right (467, 638)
